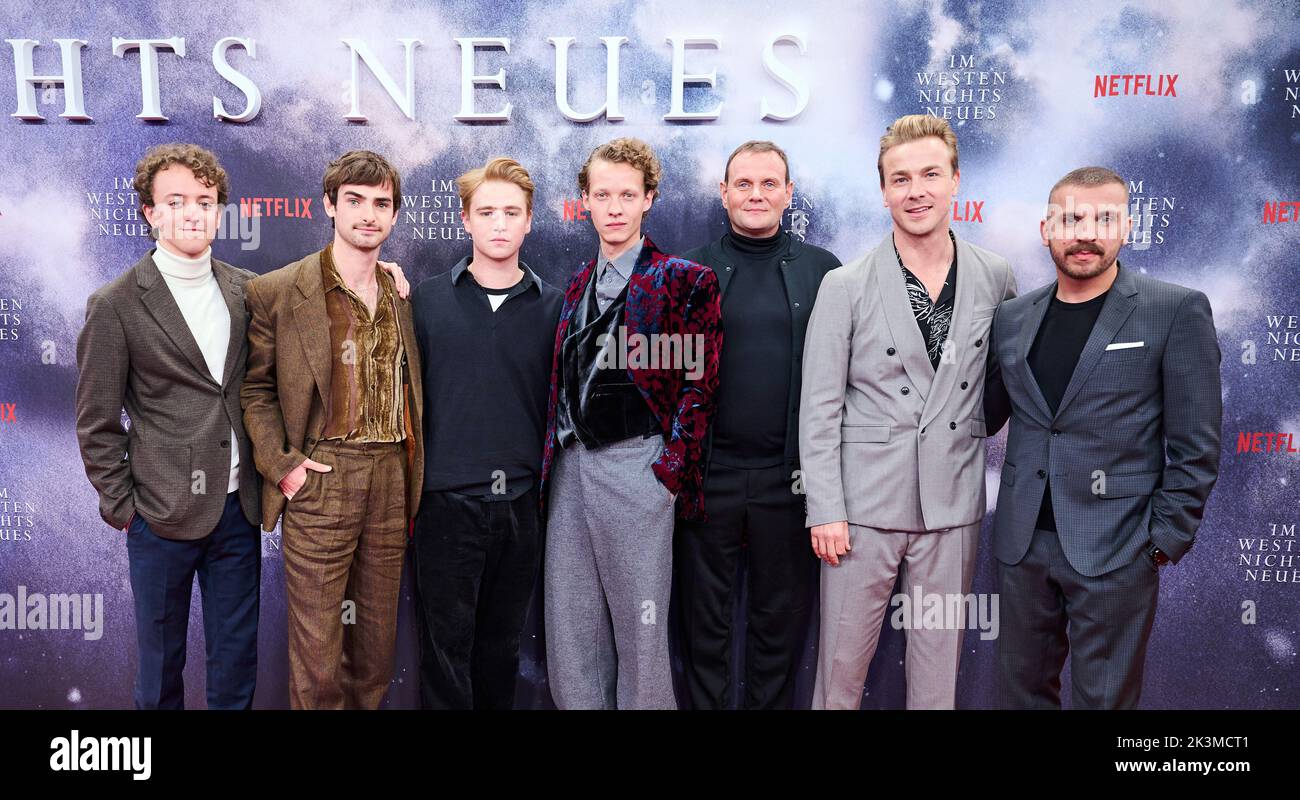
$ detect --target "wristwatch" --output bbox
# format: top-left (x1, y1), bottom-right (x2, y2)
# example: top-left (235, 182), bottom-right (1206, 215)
top-left (1146, 542), bottom-right (1170, 567)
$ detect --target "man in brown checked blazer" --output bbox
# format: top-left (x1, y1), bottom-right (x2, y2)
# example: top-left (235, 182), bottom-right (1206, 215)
top-left (241, 150), bottom-right (423, 710)
top-left (75, 143), bottom-right (262, 710)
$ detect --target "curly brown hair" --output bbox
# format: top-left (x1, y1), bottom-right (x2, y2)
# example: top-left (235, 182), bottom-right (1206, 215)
top-left (577, 137), bottom-right (662, 216)
top-left (133, 143), bottom-right (230, 210)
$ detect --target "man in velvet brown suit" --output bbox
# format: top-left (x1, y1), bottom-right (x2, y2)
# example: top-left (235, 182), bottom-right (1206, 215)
top-left (241, 150), bottom-right (423, 709)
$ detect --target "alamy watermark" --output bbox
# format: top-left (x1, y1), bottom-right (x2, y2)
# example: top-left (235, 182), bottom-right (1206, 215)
top-left (0, 586), bottom-right (103, 641)
top-left (889, 587), bottom-right (999, 641)
top-left (596, 326), bottom-right (705, 380)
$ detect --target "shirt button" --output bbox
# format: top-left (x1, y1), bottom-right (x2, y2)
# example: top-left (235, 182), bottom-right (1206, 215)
top-left (901, 386), bottom-right (910, 395)
top-left (1036, 469), bottom-right (1047, 479)
top-left (1051, 429), bottom-right (1061, 436)
top-left (975, 338), bottom-right (984, 348)
top-left (949, 422), bottom-right (957, 430)
top-left (921, 427), bottom-right (927, 435)
top-left (220, 440), bottom-right (229, 448)
top-left (793, 302), bottom-right (801, 308)
top-left (960, 381), bottom-right (969, 390)
top-left (887, 347), bottom-right (897, 356)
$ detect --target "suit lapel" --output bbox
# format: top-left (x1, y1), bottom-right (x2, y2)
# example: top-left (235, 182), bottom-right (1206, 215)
top-left (212, 260), bottom-right (248, 387)
top-left (555, 260), bottom-right (595, 352)
top-left (873, 237), bottom-right (933, 401)
top-left (708, 241), bottom-right (735, 299)
top-left (1018, 283), bottom-right (1056, 422)
top-left (396, 295), bottom-right (421, 426)
top-left (625, 236), bottom-right (658, 338)
top-left (920, 237), bottom-right (974, 429)
top-left (137, 251), bottom-right (219, 385)
top-left (1053, 266), bottom-right (1139, 418)
top-left (291, 253), bottom-right (333, 405)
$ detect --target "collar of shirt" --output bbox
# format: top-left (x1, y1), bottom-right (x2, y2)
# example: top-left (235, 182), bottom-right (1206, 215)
top-left (320, 243), bottom-right (396, 308)
top-left (152, 244), bottom-right (214, 283)
top-left (451, 256), bottom-right (541, 299)
top-left (894, 229), bottom-right (958, 307)
top-left (596, 236), bottom-right (643, 281)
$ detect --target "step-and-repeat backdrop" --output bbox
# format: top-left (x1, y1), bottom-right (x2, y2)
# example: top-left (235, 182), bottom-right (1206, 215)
top-left (1, 0), bottom-right (1297, 709)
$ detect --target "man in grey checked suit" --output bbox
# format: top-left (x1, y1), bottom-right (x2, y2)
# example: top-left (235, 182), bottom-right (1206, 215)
top-left (800, 115), bottom-right (1016, 709)
top-left (983, 166), bottom-right (1222, 709)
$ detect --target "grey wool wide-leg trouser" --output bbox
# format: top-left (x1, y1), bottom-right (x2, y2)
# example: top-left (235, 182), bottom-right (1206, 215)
top-left (544, 433), bottom-right (678, 710)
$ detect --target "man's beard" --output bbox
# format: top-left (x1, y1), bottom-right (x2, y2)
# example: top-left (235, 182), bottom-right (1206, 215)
top-left (1053, 243), bottom-right (1115, 280)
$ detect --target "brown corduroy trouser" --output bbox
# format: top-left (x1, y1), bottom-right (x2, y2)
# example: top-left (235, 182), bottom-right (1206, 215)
top-left (282, 439), bottom-right (408, 709)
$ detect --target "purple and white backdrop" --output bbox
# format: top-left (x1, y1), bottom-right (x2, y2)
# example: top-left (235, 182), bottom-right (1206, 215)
top-left (1, 0), bottom-right (1297, 708)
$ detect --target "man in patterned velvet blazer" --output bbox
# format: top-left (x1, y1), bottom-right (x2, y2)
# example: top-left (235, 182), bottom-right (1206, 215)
top-left (540, 137), bottom-right (723, 709)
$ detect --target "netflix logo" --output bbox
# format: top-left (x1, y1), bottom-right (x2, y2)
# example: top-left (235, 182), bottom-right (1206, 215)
top-left (238, 197), bottom-right (313, 218)
top-left (1236, 431), bottom-right (1299, 455)
top-left (952, 199), bottom-right (985, 223)
top-left (1093, 73), bottom-right (1178, 97)
top-left (562, 198), bottom-right (589, 222)
top-left (1262, 201), bottom-right (1300, 223)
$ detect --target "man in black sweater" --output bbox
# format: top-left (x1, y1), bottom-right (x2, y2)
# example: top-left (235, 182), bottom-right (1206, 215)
top-left (409, 157), bottom-right (562, 709)
top-left (679, 141), bottom-right (841, 709)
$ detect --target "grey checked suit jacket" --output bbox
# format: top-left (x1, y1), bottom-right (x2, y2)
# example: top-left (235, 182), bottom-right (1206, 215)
top-left (983, 264), bottom-right (1223, 577)
top-left (75, 250), bottom-right (261, 540)
top-left (800, 234), bottom-right (1017, 532)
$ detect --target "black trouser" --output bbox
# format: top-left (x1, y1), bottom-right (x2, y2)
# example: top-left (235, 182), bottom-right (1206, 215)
top-left (997, 527), bottom-right (1160, 710)
top-left (411, 487), bottom-right (542, 709)
top-left (677, 461), bottom-right (817, 709)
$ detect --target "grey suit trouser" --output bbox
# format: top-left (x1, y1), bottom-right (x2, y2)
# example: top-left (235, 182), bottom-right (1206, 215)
top-left (813, 522), bottom-right (980, 710)
top-left (997, 527), bottom-right (1159, 710)
top-left (544, 433), bottom-right (678, 709)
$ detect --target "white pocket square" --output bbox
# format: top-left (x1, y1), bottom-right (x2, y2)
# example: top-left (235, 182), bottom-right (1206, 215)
top-left (1105, 341), bottom-right (1145, 351)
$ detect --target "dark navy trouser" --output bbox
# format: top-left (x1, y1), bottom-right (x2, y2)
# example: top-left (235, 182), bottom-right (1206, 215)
top-left (126, 491), bottom-right (261, 710)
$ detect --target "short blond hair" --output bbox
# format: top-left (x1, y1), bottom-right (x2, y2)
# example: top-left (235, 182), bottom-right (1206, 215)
top-left (578, 137), bottom-right (662, 215)
top-left (877, 114), bottom-right (959, 186)
top-left (458, 157), bottom-right (535, 214)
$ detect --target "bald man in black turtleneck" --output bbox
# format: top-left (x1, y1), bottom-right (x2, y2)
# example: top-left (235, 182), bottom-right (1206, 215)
top-left (677, 141), bottom-right (840, 709)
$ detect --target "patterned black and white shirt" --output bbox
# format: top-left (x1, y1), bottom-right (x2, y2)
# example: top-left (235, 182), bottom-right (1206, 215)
top-left (893, 229), bottom-right (958, 371)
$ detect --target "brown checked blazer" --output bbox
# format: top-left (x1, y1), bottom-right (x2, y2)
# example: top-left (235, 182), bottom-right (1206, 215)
top-left (240, 249), bottom-right (424, 532)
top-left (74, 250), bottom-right (261, 540)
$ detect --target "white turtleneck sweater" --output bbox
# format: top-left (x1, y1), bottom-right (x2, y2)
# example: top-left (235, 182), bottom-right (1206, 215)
top-left (153, 245), bottom-right (241, 494)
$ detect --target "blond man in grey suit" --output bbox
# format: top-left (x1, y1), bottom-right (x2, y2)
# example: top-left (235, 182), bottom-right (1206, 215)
top-left (800, 115), bottom-right (1017, 709)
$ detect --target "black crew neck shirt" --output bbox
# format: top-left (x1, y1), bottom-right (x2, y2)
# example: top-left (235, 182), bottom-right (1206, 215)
top-left (1027, 289), bottom-right (1109, 531)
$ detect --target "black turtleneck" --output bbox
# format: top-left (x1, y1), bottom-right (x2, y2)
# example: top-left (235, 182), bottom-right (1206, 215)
top-left (711, 228), bottom-right (792, 468)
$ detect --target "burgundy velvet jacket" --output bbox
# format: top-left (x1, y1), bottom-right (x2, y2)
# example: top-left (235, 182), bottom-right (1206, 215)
top-left (540, 235), bottom-right (723, 521)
